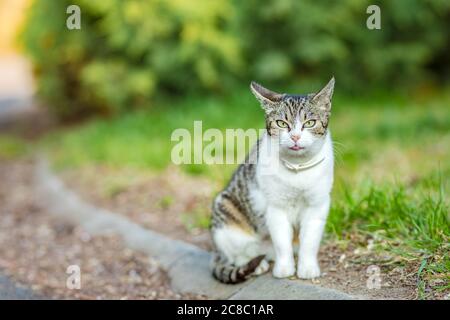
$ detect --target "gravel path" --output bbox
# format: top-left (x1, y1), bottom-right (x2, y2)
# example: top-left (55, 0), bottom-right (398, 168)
top-left (0, 274), bottom-right (43, 299)
top-left (0, 54), bottom-right (207, 299)
top-left (0, 55), bottom-right (35, 126)
top-left (0, 159), bottom-right (205, 299)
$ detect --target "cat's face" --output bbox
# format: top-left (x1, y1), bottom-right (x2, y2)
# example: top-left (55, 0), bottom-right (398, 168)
top-left (250, 78), bottom-right (334, 158)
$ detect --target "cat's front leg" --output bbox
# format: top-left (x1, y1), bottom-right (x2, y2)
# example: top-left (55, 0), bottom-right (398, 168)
top-left (297, 198), bottom-right (330, 279)
top-left (266, 206), bottom-right (295, 278)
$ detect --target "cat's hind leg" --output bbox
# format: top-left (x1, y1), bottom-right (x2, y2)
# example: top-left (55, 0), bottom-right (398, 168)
top-left (211, 225), bottom-right (269, 283)
top-left (213, 225), bottom-right (264, 266)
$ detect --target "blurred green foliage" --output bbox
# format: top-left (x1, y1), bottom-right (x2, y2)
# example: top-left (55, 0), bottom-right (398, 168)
top-left (0, 134), bottom-right (29, 159)
top-left (22, 0), bottom-right (450, 118)
top-left (22, 0), bottom-right (240, 118)
top-left (237, 0), bottom-right (450, 89)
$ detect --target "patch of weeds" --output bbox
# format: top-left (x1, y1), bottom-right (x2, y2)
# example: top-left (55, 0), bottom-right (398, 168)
top-left (0, 134), bottom-right (28, 159)
top-left (103, 181), bottom-right (128, 198)
top-left (93, 174), bottom-right (134, 199)
top-left (417, 258), bottom-right (428, 300)
top-left (181, 207), bottom-right (211, 232)
top-left (328, 178), bottom-right (450, 298)
top-left (158, 195), bottom-right (174, 210)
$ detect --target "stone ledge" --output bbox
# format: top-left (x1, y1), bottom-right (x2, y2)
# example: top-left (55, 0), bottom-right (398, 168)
top-left (0, 274), bottom-right (43, 300)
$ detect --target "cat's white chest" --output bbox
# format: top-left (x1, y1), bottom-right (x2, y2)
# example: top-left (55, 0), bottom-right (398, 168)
top-left (257, 163), bottom-right (322, 217)
top-left (253, 134), bottom-right (334, 225)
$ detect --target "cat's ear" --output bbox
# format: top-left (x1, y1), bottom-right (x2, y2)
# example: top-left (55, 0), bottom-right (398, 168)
top-left (311, 77), bottom-right (335, 111)
top-left (250, 81), bottom-right (282, 113)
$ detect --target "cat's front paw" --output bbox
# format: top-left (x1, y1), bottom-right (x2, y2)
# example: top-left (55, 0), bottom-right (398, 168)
top-left (297, 261), bottom-right (321, 279)
top-left (272, 261), bottom-right (295, 278)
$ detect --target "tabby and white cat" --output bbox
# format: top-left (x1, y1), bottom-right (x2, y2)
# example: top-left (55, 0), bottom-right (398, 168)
top-left (210, 78), bottom-right (335, 283)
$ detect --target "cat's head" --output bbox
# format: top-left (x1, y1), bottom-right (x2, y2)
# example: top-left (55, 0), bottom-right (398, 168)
top-left (250, 78), bottom-right (334, 158)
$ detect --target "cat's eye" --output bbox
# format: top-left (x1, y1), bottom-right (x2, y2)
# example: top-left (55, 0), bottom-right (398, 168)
top-left (303, 120), bottom-right (316, 128)
top-left (276, 120), bottom-right (289, 129)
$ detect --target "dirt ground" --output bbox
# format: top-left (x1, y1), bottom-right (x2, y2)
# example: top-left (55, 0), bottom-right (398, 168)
top-left (60, 166), bottom-right (440, 300)
top-left (61, 165), bottom-right (216, 250)
top-left (0, 159), bottom-right (205, 299)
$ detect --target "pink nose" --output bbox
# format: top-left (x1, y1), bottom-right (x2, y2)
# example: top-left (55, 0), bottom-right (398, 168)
top-left (291, 134), bottom-right (300, 142)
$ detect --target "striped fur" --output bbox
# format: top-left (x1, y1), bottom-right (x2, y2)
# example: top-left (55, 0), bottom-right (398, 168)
top-left (210, 79), bottom-right (335, 283)
top-left (212, 253), bottom-right (266, 284)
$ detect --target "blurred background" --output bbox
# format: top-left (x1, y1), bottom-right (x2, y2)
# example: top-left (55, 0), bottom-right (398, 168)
top-left (17, 0), bottom-right (450, 118)
top-left (0, 0), bottom-right (448, 299)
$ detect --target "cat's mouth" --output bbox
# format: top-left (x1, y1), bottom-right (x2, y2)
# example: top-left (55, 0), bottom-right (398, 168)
top-left (289, 145), bottom-right (304, 151)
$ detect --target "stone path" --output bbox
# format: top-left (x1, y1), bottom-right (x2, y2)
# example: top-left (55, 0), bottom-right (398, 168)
top-left (0, 54), bottom-right (42, 299)
top-left (0, 275), bottom-right (43, 300)
top-left (0, 54), bottom-right (34, 118)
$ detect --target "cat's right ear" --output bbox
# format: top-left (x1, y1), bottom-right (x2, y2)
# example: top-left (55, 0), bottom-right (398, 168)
top-left (250, 81), bottom-right (282, 113)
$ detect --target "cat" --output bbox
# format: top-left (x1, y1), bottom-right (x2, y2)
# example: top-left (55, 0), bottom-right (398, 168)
top-left (210, 78), bottom-right (335, 284)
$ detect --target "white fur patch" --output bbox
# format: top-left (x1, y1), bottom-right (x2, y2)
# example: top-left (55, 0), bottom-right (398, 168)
top-left (213, 226), bottom-right (261, 266)
top-left (214, 131), bottom-right (334, 279)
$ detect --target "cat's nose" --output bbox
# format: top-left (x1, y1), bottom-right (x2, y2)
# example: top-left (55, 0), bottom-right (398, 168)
top-left (291, 134), bottom-right (300, 142)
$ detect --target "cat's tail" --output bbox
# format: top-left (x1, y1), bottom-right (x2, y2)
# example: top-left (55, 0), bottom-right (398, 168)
top-left (211, 253), bottom-right (266, 284)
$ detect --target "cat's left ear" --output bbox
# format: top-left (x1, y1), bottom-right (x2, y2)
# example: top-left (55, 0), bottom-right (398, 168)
top-left (311, 77), bottom-right (335, 111)
top-left (250, 81), bottom-right (283, 114)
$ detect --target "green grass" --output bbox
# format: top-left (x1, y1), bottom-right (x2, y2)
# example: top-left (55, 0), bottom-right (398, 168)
top-left (328, 180), bottom-right (449, 298)
top-left (41, 88), bottom-right (450, 298)
top-left (42, 91), bottom-right (264, 180)
top-left (0, 134), bottom-right (29, 159)
top-left (42, 89), bottom-right (450, 182)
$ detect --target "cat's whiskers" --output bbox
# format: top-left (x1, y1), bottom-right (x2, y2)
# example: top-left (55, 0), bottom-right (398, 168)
top-left (331, 140), bottom-right (346, 166)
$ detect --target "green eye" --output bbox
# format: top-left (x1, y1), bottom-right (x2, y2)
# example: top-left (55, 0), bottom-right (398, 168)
top-left (303, 120), bottom-right (316, 128)
top-left (276, 120), bottom-right (289, 128)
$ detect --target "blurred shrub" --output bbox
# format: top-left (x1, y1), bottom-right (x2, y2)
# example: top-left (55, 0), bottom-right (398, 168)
top-left (236, 0), bottom-right (450, 90)
top-left (22, 0), bottom-right (449, 118)
top-left (22, 0), bottom-right (241, 118)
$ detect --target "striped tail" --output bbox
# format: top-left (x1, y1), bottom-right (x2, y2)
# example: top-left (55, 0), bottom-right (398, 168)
top-left (212, 253), bottom-right (266, 284)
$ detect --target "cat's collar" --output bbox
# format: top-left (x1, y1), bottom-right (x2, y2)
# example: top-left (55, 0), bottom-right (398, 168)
top-left (280, 155), bottom-right (325, 172)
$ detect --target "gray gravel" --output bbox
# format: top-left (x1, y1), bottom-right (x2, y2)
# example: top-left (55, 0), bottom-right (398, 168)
top-left (0, 274), bottom-right (43, 300)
